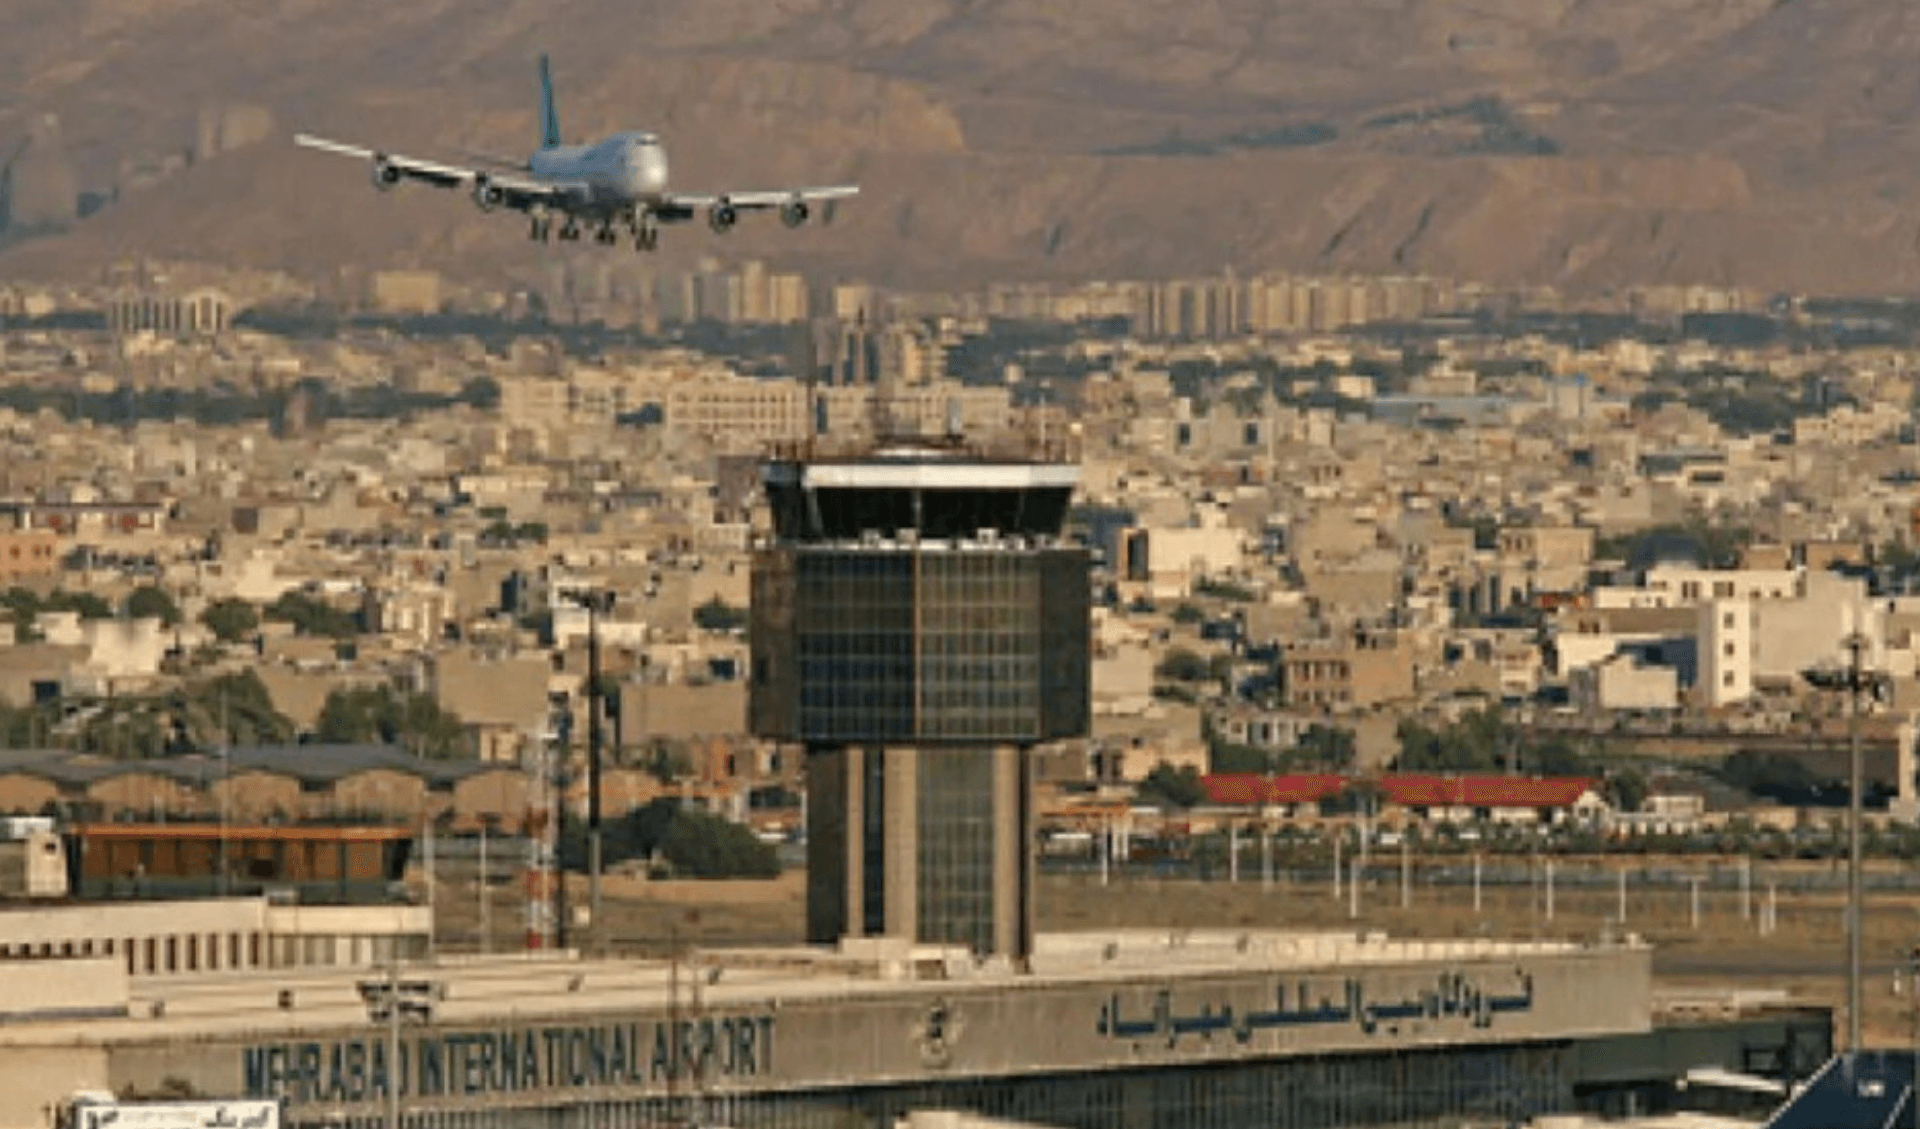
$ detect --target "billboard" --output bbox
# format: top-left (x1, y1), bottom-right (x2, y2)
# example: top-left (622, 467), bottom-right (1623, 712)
top-left (73, 1101), bottom-right (280, 1129)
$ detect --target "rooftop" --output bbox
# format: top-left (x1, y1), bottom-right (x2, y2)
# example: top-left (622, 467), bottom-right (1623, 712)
top-left (0, 929), bottom-right (1633, 1045)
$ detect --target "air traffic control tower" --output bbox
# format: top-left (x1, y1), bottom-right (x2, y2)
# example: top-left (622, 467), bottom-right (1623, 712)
top-left (750, 442), bottom-right (1090, 960)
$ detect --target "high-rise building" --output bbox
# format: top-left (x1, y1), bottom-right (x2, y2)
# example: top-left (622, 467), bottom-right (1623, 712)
top-left (749, 447), bottom-right (1090, 960)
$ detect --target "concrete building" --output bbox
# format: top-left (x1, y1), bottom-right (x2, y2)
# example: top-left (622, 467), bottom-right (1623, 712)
top-left (1697, 572), bottom-right (1877, 708)
top-left (751, 449), bottom-right (1090, 959)
top-left (1569, 653), bottom-right (1680, 714)
top-left (0, 930), bottom-right (1701, 1129)
top-left (1278, 631), bottom-right (1416, 711)
top-left (0, 895), bottom-right (427, 979)
top-left (106, 288), bottom-right (231, 337)
top-left (0, 530), bottom-right (59, 582)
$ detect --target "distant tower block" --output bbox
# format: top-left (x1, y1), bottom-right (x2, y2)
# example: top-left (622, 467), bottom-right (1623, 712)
top-left (750, 447), bottom-right (1090, 960)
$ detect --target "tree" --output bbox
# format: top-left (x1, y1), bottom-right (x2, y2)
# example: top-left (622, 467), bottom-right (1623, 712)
top-left (1155, 647), bottom-right (1211, 683)
top-left (569, 797), bottom-right (778, 878)
top-left (180, 669), bottom-right (295, 749)
top-left (2, 588), bottom-right (40, 642)
top-left (660, 808), bottom-right (781, 878)
top-left (1391, 706), bottom-right (1587, 775)
top-left (1602, 768), bottom-right (1650, 815)
top-left (44, 590), bottom-right (113, 620)
top-left (266, 591), bottom-right (360, 638)
top-left (1719, 750), bottom-right (1824, 804)
top-left (1193, 577), bottom-right (1257, 602)
top-left (638, 742), bottom-right (695, 783)
top-left (1209, 742), bottom-right (1272, 774)
top-left (1296, 724), bottom-right (1356, 770)
top-left (693, 597), bottom-right (748, 633)
top-left (201, 598), bottom-right (260, 644)
top-left (315, 685), bottom-right (471, 758)
top-left (1170, 603), bottom-right (1206, 624)
top-left (53, 669), bottom-right (299, 757)
top-left (125, 585), bottom-right (180, 626)
top-left (1138, 761), bottom-right (1207, 810)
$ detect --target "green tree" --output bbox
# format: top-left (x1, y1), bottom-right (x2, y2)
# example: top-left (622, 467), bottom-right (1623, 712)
top-left (572, 798), bottom-right (778, 878)
top-left (125, 585), bottom-right (181, 626)
top-left (315, 685), bottom-right (470, 758)
top-left (1155, 647), bottom-right (1211, 683)
top-left (188, 669), bottom-right (295, 749)
top-left (1138, 761), bottom-right (1207, 809)
top-left (692, 597), bottom-right (748, 633)
top-left (1296, 724), bottom-right (1356, 770)
top-left (201, 598), bottom-right (260, 644)
top-left (660, 808), bottom-right (781, 878)
top-left (1719, 750), bottom-right (1823, 803)
top-left (2, 588), bottom-right (41, 642)
top-left (639, 742), bottom-right (695, 783)
top-left (1170, 603), bottom-right (1206, 625)
top-left (1193, 577), bottom-right (1257, 602)
top-left (1391, 706), bottom-right (1582, 774)
top-left (44, 590), bottom-right (113, 620)
top-left (1209, 742), bottom-right (1272, 774)
top-left (266, 591), bottom-right (360, 638)
top-left (1603, 768), bottom-right (1650, 814)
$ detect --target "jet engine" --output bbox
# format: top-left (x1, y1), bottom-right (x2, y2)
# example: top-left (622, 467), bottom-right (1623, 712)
top-left (779, 200), bottom-right (809, 229)
top-left (708, 202), bottom-right (738, 233)
top-left (472, 178), bottom-right (505, 212)
top-left (370, 159), bottom-right (402, 192)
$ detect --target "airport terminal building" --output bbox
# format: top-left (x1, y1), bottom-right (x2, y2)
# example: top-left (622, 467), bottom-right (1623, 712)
top-left (0, 924), bottom-right (1832, 1129)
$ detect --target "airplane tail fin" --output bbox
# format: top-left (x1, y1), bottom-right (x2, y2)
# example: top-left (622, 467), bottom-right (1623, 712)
top-left (538, 54), bottom-right (562, 150)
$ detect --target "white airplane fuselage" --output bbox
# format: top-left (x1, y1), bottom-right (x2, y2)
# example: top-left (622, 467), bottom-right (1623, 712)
top-left (293, 54), bottom-right (856, 250)
top-left (526, 131), bottom-right (670, 214)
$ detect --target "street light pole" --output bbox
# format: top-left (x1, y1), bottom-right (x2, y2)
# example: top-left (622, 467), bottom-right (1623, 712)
top-left (563, 588), bottom-right (615, 955)
top-left (1807, 630), bottom-right (1876, 1055)
top-left (1845, 633), bottom-right (1866, 1056)
top-left (585, 592), bottom-right (609, 956)
top-left (386, 957), bottom-right (400, 1129)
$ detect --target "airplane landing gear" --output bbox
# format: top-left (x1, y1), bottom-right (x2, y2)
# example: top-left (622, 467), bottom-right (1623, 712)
top-left (634, 224), bottom-right (658, 252)
top-left (558, 219), bottom-right (581, 241)
top-left (529, 214), bottom-right (553, 242)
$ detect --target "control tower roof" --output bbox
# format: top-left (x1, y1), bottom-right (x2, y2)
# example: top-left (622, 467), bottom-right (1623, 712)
top-left (763, 444), bottom-right (1079, 543)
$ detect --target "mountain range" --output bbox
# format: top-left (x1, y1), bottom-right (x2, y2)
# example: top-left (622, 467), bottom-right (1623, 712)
top-left (7, 0), bottom-right (1920, 297)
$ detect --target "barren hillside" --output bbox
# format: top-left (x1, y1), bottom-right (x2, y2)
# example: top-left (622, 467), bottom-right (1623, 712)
top-left (6, 0), bottom-right (1920, 295)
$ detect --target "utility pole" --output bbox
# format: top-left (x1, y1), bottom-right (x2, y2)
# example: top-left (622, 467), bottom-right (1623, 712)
top-left (586, 593), bottom-right (605, 954)
top-left (478, 818), bottom-right (491, 954)
top-left (1844, 633), bottom-right (1867, 1056)
top-left (385, 957), bottom-right (400, 1129)
top-left (567, 588), bottom-right (615, 955)
top-left (357, 959), bottom-right (436, 1129)
top-left (218, 689), bottom-right (229, 897)
top-left (1804, 631), bottom-right (1881, 1054)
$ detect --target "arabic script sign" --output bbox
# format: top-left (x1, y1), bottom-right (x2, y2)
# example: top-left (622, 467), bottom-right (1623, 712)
top-left (1095, 970), bottom-right (1535, 1047)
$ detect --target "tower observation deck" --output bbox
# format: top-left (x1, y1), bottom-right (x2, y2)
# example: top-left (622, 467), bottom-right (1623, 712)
top-left (750, 442), bottom-right (1091, 960)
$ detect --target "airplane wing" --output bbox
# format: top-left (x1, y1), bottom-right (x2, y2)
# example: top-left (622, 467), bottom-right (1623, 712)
top-left (295, 134), bottom-right (474, 188)
top-left (294, 133), bottom-right (583, 210)
top-left (665, 185), bottom-right (860, 210)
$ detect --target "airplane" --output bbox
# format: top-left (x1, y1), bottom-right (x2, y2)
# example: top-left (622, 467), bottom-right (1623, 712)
top-left (293, 55), bottom-right (859, 252)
